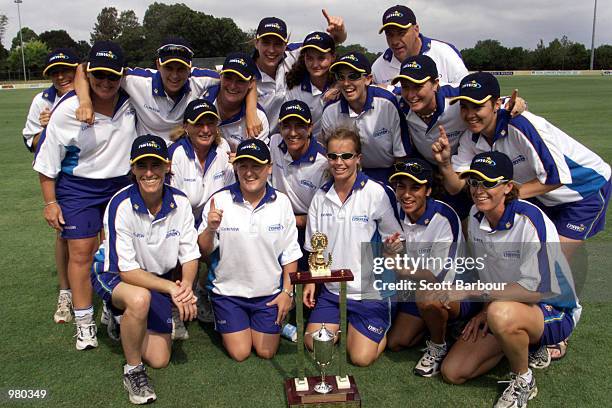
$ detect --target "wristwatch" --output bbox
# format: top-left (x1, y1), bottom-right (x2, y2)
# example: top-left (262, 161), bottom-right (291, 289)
top-left (282, 288), bottom-right (294, 298)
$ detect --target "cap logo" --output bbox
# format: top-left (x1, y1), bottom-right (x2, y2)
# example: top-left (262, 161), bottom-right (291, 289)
top-left (49, 53), bottom-right (68, 61)
top-left (406, 162), bottom-right (423, 172)
top-left (462, 80), bottom-right (482, 89)
top-left (138, 141), bottom-right (161, 150)
top-left (193, 103), bottom-right (211, 110)
top-left (228, 57), bottom-right (247, 66)
top-left (306, 34), bottom-right (323, 42)
top-left (264, 23), bottom-right (282, 30)
top-left (342, 54), bottom-right (359, 62)
top-left (286, 104), bottom-right (304, 112)
top-left (474, 157), bottom-right (496, 166)
top-left (402, 61), bottom-right (421, 70)
top-left (96, 50), bottom-right (117, 60)
top-left (385, 10), bottom-right (403, 19)
top-left (242, 142), bottom-right (260, 151)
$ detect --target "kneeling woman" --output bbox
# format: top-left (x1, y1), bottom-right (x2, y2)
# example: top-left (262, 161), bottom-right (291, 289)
top-left (385, 158), bottom-right (472, 378)
top-left (303, 128), bottom-right (402, 367)
top-left (198, 139), bottom-right (302, 361)
top-left (92, 135), bottom-right (200, 404)
top-left (440, 152), bottom-right (581, 408)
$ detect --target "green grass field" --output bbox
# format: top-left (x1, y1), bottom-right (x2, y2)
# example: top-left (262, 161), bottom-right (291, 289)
top-left (1, 76), bottom-right (611, 407)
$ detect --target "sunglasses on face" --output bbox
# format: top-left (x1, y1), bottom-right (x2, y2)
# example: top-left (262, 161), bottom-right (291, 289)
top-left (327, 152), bottom-right (356, 161)
top-left (91, 71), bottom-right (121, 81)
top-left (394, 162), bottom-right (424, 174)
top-left (466, 177), bottom-right (508, 189)
top-left (333, 71), bottom-right (364, 82)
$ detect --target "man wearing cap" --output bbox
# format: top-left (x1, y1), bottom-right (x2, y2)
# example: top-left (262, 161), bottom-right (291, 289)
top-left (34, 41), bottom-right (136, 351)
top-left (74, 37), bottom-right (261, 144)
top-left (372, 5), bottom-right (468, 86)
top-left (202, 52), bottom-right (270, 152)
top-left (321, 51), bottom-right (411, 183)
top-left (22, 47), bottom-right (80, 326)
top-left (198, 138), bottom-right (302, 362)
top-left (93, 135), bottom-right (200, 404)
top-left (253, 11), bottom-right (346, 133)
top-left (383, 158), bottom-right (474, 378)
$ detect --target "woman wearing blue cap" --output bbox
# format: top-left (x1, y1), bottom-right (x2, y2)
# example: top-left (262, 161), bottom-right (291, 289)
top-left (23, 47), bottom-right (80, 325)
top-left (253, 11), bottom-right (346, 133)
top-left (285, 31), bottom-right (336, 140)
top-left (439, 151), bottom-right (581, 408)
top-left (198, 138), bottom-right (302, 361)
top-left (92, 135), bottom-right (200, 405)
top-left (34, 41), bottom-right (136, 350)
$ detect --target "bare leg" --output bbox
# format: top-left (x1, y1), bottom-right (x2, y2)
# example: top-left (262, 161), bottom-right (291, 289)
top-left (142, 332), bottom-right (172, 369)
top-left (221, 329), bottom-right (253, 362)
top-left (441, 333), bottom-right (504, 384)
top-left (252, 330), bottom-right (281, 359)
top-left (386, 312), bottom-right (426, 351)
top-left (417, 299), bottom-right (461, 344)
top-left (347, 324), bottom-right (384, 367)
top-left (55, 234), bottom-right (69, 289)
top-left (67, 237), bottom-right (98, 309)
top-left (112, 283), bottom-right (151, 366)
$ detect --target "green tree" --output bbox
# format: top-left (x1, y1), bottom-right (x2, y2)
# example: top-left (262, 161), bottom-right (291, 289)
top-left (117, 10), bottom-right (146, 66)
top-left (595, 45), bottom-right (612, 69)
top-left (335, 44), bottom-right (380, 64)
top-left (0, 14), bottom-right (8, 43)
top-left (11, 27), bottom-right (38, 50)
top-left (39, 30), bottom-right (78, 51)
top-left (7, 40), bottom-right (49, 76)
top-left (75, 41), bottom-right (91, 60)
top-left (90, 7), bottom-right (120, 44)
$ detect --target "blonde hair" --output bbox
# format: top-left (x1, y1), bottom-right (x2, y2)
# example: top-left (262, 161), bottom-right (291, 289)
top-left (504, 181), bottom-right (520, 204)
top-left (174, 123), bottom-right (224, 146)
top-left (325, 127), bottom-right (362, 154)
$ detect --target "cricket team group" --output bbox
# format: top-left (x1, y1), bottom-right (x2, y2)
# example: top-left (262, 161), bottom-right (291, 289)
top-left (22, 5), bottom-right (610, 407)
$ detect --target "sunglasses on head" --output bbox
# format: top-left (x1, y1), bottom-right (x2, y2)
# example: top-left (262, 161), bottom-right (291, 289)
top-left (333, 71), bottom-right (364, 82)
top-left (466, 177), bottom-right (508, 189)
top-left (91, 71), bottom-right (121, 81)
top-left (327, 152), bottom-right (356, 161)
top-left (394, 161), bottom-right (424, 174)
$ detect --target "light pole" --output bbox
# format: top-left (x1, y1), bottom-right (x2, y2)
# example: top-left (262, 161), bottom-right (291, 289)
top-left (589, 0), bottom-right (598, 70)
top-left (14, 0), bottom-right (27, 82)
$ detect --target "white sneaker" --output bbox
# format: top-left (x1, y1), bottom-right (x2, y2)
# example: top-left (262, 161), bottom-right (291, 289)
top-left (495, 373), bottom-right (538, 408)
top-left (414, 340), bottom-right (448, 377)
top-left (528, 345), bottom-right (551, 370)
top-left (53, 292), bottom-right (73, 323)
top-left (171, 307), bottom-right (189, 340)
top-left (75, 321), bottom-right (98, 350)
top-left (123, 364), bottom-right (157, 405)
top-left (100, 303), bottom-right (111, 325)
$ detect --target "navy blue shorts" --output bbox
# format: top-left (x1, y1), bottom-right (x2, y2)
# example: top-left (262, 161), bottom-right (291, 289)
top-left (396, 300), bottom-right (481, 321)
top-left (210, 292), bottom-right (281, 334)
top-left (91, 266), bottom-right (173, 334)
top-left (539, 179), bottom-right (611, 240)
top-left (536, 303), bottom-right (574, 347)
top-left (308, 286), bottom-right (391, 344)
top-left (56, 173), bottom-right (130, 239)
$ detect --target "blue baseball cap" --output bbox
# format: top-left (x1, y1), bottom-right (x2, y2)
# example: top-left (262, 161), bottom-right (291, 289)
top-left (233, 139), bottom-right (271, 164)
top-left (157, 37), bottom-right (194, 68)
top-left (460, 151), bottom-right (513, 182)
top-left (220, 52), bottom-right (256, 81)
top-left (389, 158), bottom-right (433, 184)
top-left (87, 41), bottom-right (125, 76)
top-left (392, 55), bottom-right (438, 85)
top-left (184, 99), bottom-right (220, 124)
top-left (43, 48), bottom-right (79, 76)
top-left (450, 72), bottom-right (501, 105)
top-left (279, 100), bottom-right (312, 124)
top-left (256, 17), bottom-right (288, 43)
top-left (330, 52), bottom-right (371, 75)
top-left (302, 31), bottom-right (335, 54)
top-left (379, 5), bottom-right (417, 34)
top-left (130, 135), bottom-right (169, 164)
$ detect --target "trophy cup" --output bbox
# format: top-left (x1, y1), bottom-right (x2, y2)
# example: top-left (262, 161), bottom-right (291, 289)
top-left (284, 232), bottom-right (361, 407)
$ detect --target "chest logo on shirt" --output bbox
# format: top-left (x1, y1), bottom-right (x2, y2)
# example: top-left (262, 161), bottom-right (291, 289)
top-left (321, 212), bottom-right (333, 217)
top-left (512, 155), bottom-right (526, 165)
top-left (143, 104), bottom-right (161, 114)
top-left (373, 128), bottom-right (389, 138)
top-left (268, 223), bottom-right (284, 232)
top-left (503, 250), bottom-right (521, 259)
top-left (165, 229), bottom-right (180, 238)
top-left (183, 177), bottom-right (196, 182)
top-left (446, 130), bottom-right (461, 140)
top-left (213, 170), bottom-right (225, 180)
top-left (133, 232), bottom-right (145, 239)
top-left (351, 215), bottom-right (369, 224)
top-left (299, 179), bottom-right (316, 189)
top-left (220, 226), bottom-right (240, 232)
top-left (418, 247), bottom-right (432, 256)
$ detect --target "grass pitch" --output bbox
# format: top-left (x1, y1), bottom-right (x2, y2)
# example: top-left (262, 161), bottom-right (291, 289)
top-left (0, 76), bottom-right (611, 407)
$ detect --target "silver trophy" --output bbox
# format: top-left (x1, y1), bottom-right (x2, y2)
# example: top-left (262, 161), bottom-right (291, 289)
top-left (309, 323), bottom-right (339, 394)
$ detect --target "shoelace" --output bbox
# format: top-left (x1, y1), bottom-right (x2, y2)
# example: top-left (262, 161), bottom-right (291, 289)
top-left (57, 293), bottom-right (72, 309)
top-left (127, 368), bottom-right (151, 392)
top-left (420, 341), bottom-right (447, 365)
top-left (498, 374), bottom-right (529, 404)
top-left (74, 323), bottom-right (96, 338)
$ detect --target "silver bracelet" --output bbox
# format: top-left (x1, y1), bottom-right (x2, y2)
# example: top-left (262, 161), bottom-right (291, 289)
top-left (44, 200), bottom-right (57, 207)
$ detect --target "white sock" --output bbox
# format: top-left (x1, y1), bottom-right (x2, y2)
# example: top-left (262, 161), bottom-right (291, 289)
top-left (59, 289), bottom-right (72, 296)
top-left (518, 369), bottom-right (533, 383)
top-left (74, 306), bottom-right (94, 321)
top-left (124, 363), bottom-right (142, 374)
top-left (432, 341), bottom-right (447, 350)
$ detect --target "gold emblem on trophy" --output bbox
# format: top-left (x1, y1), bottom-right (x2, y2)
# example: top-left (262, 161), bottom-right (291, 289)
top-left (308, 232), bottom-right (332, 277)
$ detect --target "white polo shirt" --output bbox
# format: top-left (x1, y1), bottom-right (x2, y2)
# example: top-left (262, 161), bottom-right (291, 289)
top-left (104, 184), bottom-right (200, 275)
top-left (468, 199), bottom-right (581, 323)
top-left (198, 183), bottom-right (302, 298)
top-left (256, 43), bottom-right (301, 133)
top-left (168, 136), bottom-right (234, 224)
top-left (122, 67), bottom-right (220, 143)
top-left (400, 198), bottom-right (464, 282)
top-left (305, 172), bottom-right (402, 300)
top-left (452, 111), bottom-right (612, 206)
top-left (201, 84), bottom-right (270, 152)
top-left (372, 34), bottom-right (468, 86)
top-left (320, 86), bottom-right (411, 169)
top-left (285, 74), bottom-right (330, 141)
top-left (399, 84), bottom-right (469, 164)
top-left (269, 133), bottom-right (328, 214)
top-left (22, 86), bottom-right (63, 151)
top-left (33, 91), bottom-right (136, 179)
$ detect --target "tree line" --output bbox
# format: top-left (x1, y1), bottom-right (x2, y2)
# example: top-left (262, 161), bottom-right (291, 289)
top-left (1, 3), bottom-right (611, 80)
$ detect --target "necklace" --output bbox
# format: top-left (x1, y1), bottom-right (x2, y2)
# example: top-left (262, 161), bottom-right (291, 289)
top-left (417, 110), bottom-right (435, 120)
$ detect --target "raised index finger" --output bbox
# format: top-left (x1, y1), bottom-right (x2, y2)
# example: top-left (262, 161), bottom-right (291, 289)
top-left (322, 8), bottom-right (332, 24)
top-left (210, 197), bottom-right (216, 211)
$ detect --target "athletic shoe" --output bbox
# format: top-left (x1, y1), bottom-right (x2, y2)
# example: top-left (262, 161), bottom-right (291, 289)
top-left (53, 292), bottom-right (73, 323)
top-left (74, 322), bottom-right (98, 350)
top-left (107, 314), bottom-right (121, 342)
top-left (414, 340), bottom-right (448, 377)
top-left (123, 364), bottom-right (157, 405)
top-left (100, 302), bottom-right (111, 326)
top-left (171, 307), bottom-right (189, 340)
top-left (196, 286), bottom-right (214, 323)
top-left (494, 373), bottom-right (538, 408)
top-left (528, 345), bottom-right (551, 369)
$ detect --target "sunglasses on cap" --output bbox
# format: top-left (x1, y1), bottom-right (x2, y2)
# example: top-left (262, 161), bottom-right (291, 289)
top-left (327, 152), bottom-right (357, 161)
top-left (394, 161), bottom-right (424, 174)
top-left (91, 71), bottom-right (121, 81)
top-left (466, 177), bottom-right (508, 189)
top-left (333, 71), bottom-right (365, 82)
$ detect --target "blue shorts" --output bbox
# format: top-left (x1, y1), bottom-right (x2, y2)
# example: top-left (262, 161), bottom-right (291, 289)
top-left (56, 173), bottom-right (130, 239)
top-left (396, 300), bottom-right (481, 321)
top-left (535, 303), bottom-right (574, 348)
top-left (210, 292), bottom-right (281, 334)
top-left (91, 266), bottom-right (173, 334)
top-left (308, 286), bottom-right (391, 344)
top-left (538, 179), bottom-right (611, 240)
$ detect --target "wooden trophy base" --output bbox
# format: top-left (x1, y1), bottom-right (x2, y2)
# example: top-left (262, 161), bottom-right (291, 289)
top-left (285, 376), bottom-right (361, 407)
